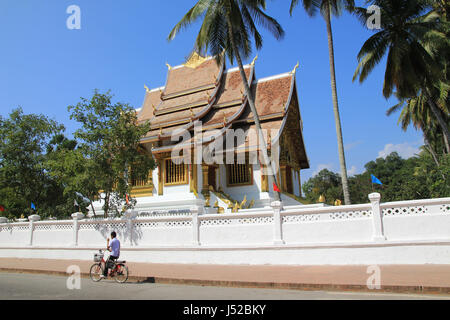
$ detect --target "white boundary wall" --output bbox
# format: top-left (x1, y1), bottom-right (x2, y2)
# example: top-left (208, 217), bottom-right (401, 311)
top-left (0, 194), bottom-right (449, 265)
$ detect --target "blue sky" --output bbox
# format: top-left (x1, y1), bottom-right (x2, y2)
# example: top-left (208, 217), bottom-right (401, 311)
top-left (0, 0), bottom-right (422, 182)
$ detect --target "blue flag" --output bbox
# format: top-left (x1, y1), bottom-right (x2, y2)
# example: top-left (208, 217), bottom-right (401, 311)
top-left (371, 174), bottom-right (383, 185)
top-left (31, 202), bottom-right (36, 210)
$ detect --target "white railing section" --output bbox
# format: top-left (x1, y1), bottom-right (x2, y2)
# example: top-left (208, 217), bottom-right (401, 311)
top-left (0, 193), bottom-right (449, 248)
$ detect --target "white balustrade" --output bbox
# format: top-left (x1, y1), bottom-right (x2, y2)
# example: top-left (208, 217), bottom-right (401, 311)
top-left (0, 195), bottom-right (448, 257)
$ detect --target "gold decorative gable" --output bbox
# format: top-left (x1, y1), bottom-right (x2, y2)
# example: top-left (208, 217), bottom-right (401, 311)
top-left (183, 52), bottom-right (208, 69)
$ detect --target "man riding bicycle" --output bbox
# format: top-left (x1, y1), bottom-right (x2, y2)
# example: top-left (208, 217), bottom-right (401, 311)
top-left (101, 231), bottom-right (120, 278)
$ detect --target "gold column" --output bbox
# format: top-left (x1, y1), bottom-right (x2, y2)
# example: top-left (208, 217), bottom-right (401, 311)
top-left (190, 163), bottom-right (198, 194)
top-left (261, 165), bottom-right (268, 192)
top-left (157, 159), bottom-right (163, 195)
top-left (201, 163), bottom-right (209, 195)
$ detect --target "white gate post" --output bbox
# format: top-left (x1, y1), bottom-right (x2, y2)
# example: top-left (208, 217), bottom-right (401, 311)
top-left (271, 201), bottom-right (284, 245)
top-left (369, 193), bottom-right (386, 241)
top-left (28, 214), bottom-right (40, 246)
top-left (71, 212), bottom-right (84, 246)
top-left (191, 206), bottom-right (200, 246)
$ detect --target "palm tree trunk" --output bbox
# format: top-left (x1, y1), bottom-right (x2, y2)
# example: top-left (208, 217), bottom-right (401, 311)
top-left (424, 88), bottom-right (450, 154)
top-left (424, 135), bottom-right (440, 167)
top-left (225, 13), bottom-right (281, 202)
top-left (324, 2), bottom-right (351, 205)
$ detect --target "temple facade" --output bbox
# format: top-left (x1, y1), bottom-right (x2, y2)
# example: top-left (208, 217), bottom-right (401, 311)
top-left (94, 53), bottom-right (309, 215)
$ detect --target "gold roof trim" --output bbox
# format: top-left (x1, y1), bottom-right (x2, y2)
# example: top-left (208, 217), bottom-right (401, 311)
top-left (183, 52), bottom-right (208, 69)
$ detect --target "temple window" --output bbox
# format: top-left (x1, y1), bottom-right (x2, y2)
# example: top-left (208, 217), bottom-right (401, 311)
top-left (164, 158), bottom-right (188, 185)
top-left (227, 163), bottom-right (253, 186)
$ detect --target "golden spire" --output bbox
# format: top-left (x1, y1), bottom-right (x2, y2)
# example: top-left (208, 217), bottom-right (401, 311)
top-left (251, 55), bottom-right (258, 66)
top-left (144, 84), bottom-right (150, 93)
top-left (184, 52), bottom-right (207, 69)
top-left (318, 194), bottom-right (325, 203)
top-left (334, 199), bottom-right (342, 206)
top-left (239, 195), bottom-right (247, 209)
top-left (291, 61), bottom-right (299, 74)
top-left (166, 62), bottom-right (172, 70)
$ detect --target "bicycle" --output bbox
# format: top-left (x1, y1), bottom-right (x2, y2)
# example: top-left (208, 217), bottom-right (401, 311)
top-left (89, 249), bottom-right (129, 283)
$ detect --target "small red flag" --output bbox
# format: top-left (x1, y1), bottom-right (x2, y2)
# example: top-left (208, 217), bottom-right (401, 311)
top-left (0, 205), bottom-right (4, 212)
top-left (273, 183), bottom-right (281, 193)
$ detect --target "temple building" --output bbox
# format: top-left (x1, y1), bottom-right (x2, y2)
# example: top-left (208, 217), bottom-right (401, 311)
top-left (96, 53), bottom-right (309, 215)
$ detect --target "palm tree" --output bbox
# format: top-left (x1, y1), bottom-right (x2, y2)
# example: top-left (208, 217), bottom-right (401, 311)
top-left (387, 93), bottom-right (448, 167)
top-left (352, 0), bottom-right (450, 153)
top-left (290, 0), bottom-right (354, 204)
top-left (168, 0), bottom-right (285, 202)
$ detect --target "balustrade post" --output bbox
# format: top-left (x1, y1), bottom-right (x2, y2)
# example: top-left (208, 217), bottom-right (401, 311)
top-left (191, 206), bottom-right (200, 246)
top-left (28, 214), bottom-right (40, 246)
top-left (71, 212), bottom-right (84, 246)
top-left (369, 193), bottom-right (386, 242)
top-left (271, 201), bottom-right (284, 245)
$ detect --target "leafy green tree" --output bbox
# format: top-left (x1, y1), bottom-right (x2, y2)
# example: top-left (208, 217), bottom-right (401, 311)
top-left (302, 169), bottom-right (343, 205)
top-left (68, 90), bottom-right (155, 217)
top-left (45, 134), bottom-right (95, 216)
top-left (303, 151), bottom-right (449, 204)
top-left (168, 0), bottom-right (285, 201)
top-left (290, 0), bottom-right (354, 205)
top-left (0, 108), bottom-right (65, 219)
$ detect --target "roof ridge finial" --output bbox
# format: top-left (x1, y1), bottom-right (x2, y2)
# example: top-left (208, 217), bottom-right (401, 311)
top-left (144, 84), bottom-right (150, 93)
top-left (291, 61), bottom-right (299, 74)
top-left (166, 62), bottom-right (172, 70)
top-left (251, 55), bottom-right (258, 66)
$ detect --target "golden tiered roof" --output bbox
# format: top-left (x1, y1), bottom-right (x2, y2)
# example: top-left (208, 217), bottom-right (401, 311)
top-left (137, 54), bottom-right (309, 170)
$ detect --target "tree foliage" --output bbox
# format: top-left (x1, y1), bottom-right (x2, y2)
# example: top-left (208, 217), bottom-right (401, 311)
top-left (303, 151), bottom-right (450, 205)
top-left (67, 90), bottom-right (155, 217)
top-left (0, 108), bottom-right (66, 219)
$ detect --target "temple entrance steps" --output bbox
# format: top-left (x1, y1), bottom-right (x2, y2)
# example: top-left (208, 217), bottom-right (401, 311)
top-left (209, 190), bottom-right (256, 214)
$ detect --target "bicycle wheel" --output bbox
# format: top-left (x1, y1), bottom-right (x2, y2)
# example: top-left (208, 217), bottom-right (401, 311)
top-left (90, 263), bottom-right (104, 282)
top-left (114, 264), bottom-right (128, 283)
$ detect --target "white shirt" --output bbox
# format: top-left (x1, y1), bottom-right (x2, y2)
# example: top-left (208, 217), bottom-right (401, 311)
top-left (109, 238), bottom-right (120, 257)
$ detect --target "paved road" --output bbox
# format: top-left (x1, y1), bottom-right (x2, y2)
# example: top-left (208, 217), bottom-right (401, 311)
top-left (0, 272), bottom-right (449, 300)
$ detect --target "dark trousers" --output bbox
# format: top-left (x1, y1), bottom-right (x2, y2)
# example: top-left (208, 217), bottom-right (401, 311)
top-left (103, 255), bottom-right (118, 276)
